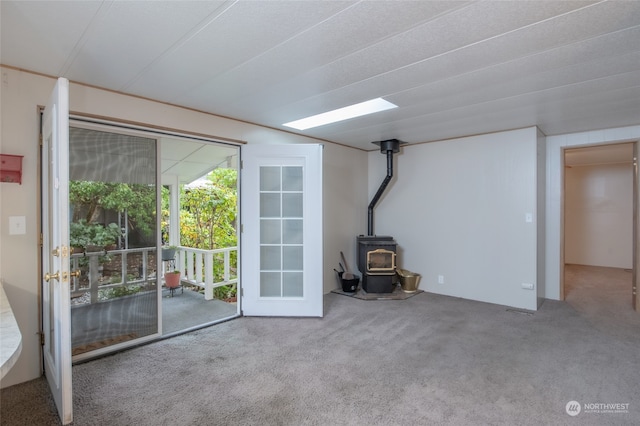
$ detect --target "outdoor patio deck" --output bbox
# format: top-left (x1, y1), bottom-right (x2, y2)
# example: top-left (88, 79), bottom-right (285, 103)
top-left (69, 245), bottom-right (239, 357)
top-left (161, 285), bottom-right (238, 335)
top-left (71, 286), bottom-right (238, 356)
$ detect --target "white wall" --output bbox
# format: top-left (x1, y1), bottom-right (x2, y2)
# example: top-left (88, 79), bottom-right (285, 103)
top-left (536, 128), bottom-right (546, 307)
top-left (545, 125), bottom-right (640, 300)
top-left (0, 67), bottom-right (367, 387)
top-left (323, 142), bottom-right (369, 285)
top-left (564, 162), bottom-right (633, 269)
top-left (368, 127), bottom-right (541, 311)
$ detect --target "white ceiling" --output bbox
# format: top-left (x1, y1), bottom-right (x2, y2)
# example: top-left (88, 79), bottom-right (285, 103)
top-left (160, 137), bottom-right (238, 184)
top-left (1, 1), bottom-right (639, 152)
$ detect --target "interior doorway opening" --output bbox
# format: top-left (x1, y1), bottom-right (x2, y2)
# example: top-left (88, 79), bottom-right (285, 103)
top-left (562, 142), bottom-right (636, 315)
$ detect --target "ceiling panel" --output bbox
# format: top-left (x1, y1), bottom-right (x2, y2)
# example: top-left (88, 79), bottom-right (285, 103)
top-left (129, 1), bottom-right (354, 102)
top-left (160, 137), bottom-right (238, 184)
top-left (262, 1), bottom-right (640, 127)
top-left (326, 81), bottom-right (640, 150)
top-left (1, 0), bottom-right (639, 151)
top-left (391, 27), bottom-right (640, 106)
top-left (330, 54), bottom-right (640, 141)
top-left (64, 1), bottom-right (229, 89)
top-left (163, 161), bottom-right (216, 183)
top-left (0, 1), bottom-right (102, 75)
top-left (241, 1), bottom-right (600, 116)
top-left (184, 1), bottom-right (470, 109)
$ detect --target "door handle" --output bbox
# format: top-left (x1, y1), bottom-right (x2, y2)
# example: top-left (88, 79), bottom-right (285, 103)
top-left (60, 270), bottom-right (80, 282)
top-left (44, 271), bottom-right (60, 282)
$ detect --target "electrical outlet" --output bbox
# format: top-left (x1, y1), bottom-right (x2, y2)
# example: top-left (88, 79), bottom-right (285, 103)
top-left (438, 275), bottom-right (444, 284)
top-left (521, 283), bottom-right (534, 290)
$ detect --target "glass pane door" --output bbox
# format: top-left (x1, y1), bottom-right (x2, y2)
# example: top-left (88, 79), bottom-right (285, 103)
top-left (260, 166), bottom-right (304, 298)
top-left (68, 126), bottom-right (158, 358)
top-left (241, 143), bottom-right (323, 317)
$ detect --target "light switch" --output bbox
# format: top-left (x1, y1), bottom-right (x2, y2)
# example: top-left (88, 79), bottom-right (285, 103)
top-left (9, 216), bottom-right (26, 235)
top-left (525, 213), bottom-right (533, 223)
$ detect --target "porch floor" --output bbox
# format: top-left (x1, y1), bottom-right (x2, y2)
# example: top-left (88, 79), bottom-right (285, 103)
top-left (71, 286), bottom-right (238, 356)
top-left (161, 285), bottom-right (237, 335)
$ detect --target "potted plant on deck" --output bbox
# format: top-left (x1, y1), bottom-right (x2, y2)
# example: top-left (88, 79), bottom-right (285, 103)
top-left (161, 245), bottom-right (178, 262)
top-left (164, 269), bottom-right (181, 289)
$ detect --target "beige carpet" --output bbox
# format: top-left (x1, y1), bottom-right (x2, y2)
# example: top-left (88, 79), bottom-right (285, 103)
top-left (331, 286), bottom-right (423, 300)
top-left (2, 266), bottom-right (639, 425)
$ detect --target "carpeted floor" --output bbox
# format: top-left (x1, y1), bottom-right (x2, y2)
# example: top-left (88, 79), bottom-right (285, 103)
top-left (1, 266), bottom-right (639, 425)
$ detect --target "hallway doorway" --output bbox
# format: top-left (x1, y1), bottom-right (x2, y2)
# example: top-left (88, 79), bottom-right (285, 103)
top-left (562, 142), bottom-right (636, 312)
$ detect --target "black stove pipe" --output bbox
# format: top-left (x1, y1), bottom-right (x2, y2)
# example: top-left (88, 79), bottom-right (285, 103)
top-left (367, 150), bottom-right (393, 235)
top-left (367, 139), bottom-right (402, 236)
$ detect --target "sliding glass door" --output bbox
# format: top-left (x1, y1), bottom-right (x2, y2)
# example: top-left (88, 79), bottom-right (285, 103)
top-left (67, 121), bottom-right (242, 359)
top-left (68, 125), bottom-right (159, 359)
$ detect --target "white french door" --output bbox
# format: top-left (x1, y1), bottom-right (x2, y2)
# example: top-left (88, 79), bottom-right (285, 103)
top-left (241, 144), bottom-right (323, 317)
top-left (41, 78), bottom-right (73, 424)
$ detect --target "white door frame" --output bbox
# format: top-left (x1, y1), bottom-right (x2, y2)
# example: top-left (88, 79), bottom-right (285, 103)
top-left (559, 140), bottom-right (638, 311)
top-left (41, 77), bottom-right (73, 425)
top-left (633, 141), bottom-right (639, 311)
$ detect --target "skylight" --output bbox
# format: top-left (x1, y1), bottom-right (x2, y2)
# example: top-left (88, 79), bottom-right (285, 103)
top-left (283, 98), bottom-right (397, 130)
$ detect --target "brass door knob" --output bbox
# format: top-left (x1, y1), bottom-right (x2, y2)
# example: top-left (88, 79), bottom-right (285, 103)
top-left (70, 270), bottom-right (81, 278)
top-left (44, 271), bottom-right (60, 282)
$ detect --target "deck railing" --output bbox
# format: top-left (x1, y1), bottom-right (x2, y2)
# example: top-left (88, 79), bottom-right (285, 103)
top-left (71, 245), bottom-right (238, 303)
top-left (174, 246), bottom-right (238, 300)
top-left (70, 247), bottom-right (157, 304)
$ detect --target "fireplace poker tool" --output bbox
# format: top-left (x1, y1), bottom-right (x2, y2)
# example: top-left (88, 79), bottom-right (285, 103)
top-left (340, 251), bottom-right (355, 279)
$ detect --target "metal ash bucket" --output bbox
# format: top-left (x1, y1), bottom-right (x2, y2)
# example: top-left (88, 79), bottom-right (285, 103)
top-left (397, 268), bottom-right (421, 293)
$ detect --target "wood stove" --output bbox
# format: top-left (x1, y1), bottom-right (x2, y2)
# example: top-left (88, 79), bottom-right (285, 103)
top-left (357, 235), bottom-right (397, 293)
top-left (357, 138), bottom-right (405, 293)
